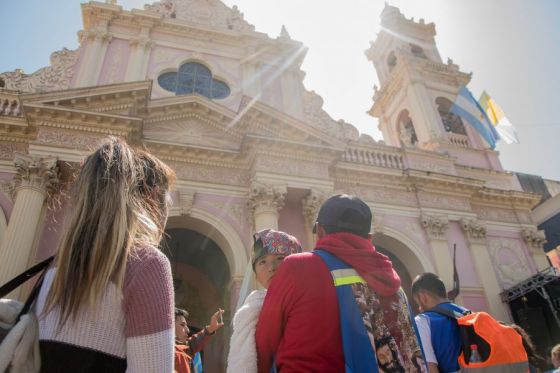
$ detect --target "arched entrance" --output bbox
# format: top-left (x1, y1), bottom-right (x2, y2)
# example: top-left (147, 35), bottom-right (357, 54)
top-left (163, 228), bottom-right (230, 373)
top-left (163, 213), bottom-right (248, 373)
top-left (373, 232), bottom-right (433, 313)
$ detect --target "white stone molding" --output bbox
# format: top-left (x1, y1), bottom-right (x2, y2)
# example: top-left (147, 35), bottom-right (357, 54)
top-left (421, 213), bottom-right (449, 240)
top-left (521, 228), bottom-right (547, 251)
top-left (13, 153), bottom-right (59, 195)
top-left (0, 48), bottom-right (79, 93)
top-left (460, 217), bottom-right (487, 242)
top-left (247, 181), bottom-right (287, 216)
top-left (169, 190), bottom-right (196, 217)
top-left (301, 190), bottom-right (326, 227)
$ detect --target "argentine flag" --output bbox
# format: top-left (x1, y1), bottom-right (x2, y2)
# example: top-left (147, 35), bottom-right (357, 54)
top-left (450, 86), bottom-right (500, 149)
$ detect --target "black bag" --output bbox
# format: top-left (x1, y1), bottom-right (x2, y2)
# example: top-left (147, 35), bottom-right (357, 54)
top-left (0, 256), bottom-right (53, 372)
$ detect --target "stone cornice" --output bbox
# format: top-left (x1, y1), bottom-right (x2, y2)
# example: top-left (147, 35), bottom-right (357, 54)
top-left (143, 139), bottom-right (246, 168)
top-left (21, 80), bottom-right (152, 114)
top-left (472, 188), bottom-right (541, 210)
top-left (24, 103), bottom-right (142, 139)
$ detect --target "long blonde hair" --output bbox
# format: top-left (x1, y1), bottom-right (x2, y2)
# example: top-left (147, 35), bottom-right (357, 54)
top-left (45, 138), bottom-right (175, 324)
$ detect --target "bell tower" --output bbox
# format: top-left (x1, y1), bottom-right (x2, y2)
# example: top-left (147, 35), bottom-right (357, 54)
top-left (366, 4), bottom-right (497, 166)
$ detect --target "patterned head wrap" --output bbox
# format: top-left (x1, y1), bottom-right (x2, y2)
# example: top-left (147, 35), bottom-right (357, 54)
top-left (251, 229), bottom-right (302, 271)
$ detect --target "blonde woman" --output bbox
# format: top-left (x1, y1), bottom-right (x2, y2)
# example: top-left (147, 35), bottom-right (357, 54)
top-left (227, 229), bottom-right (302, 373)
top-left (35, 138), bottom-right (176, 372)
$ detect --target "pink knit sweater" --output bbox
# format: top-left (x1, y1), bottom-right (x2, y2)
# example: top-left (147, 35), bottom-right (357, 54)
top-left (35, 246), bottom-right (175, 372)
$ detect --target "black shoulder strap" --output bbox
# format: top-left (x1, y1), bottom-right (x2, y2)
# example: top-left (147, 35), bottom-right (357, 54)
top-left (0, 256), bottom-right (54, 298)
top-left (0, 256), bottom-right (54, 321)
top-left (426, 304), bottom-right (470, 320)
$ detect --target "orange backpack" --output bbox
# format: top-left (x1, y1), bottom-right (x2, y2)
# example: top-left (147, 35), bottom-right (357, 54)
top-left (430, 307), bottom-right (529, 373)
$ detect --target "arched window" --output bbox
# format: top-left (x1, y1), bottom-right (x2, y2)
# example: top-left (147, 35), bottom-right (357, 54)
top-left (410, 44), bottom-right (427, 59)
top-left (397, 109), bottom-right (418, 146)
top-left (387, 51), bottom-right (397, 71)
top-left (436, 97), bottom-right (467, 135)
top-left (158, 62), bottom-right (230, 99)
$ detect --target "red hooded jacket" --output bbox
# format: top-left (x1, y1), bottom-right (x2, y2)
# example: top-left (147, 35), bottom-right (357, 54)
top-left (255, 232), bottom-right (401, 373)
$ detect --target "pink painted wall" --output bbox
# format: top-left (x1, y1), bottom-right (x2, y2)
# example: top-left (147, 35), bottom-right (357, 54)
top-left (462, 292), bottom-right (489, 313)
top-left (278, 198), bottom-right (310, 251)
top-left (69, 46), bottom-right (87, 88)
top-left (446, 222), bottom-right (481, 287)
top-left (98, 38), bottom-right (130, 85)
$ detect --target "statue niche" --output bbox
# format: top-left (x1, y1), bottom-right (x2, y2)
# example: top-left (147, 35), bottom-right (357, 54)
top-left (397, 110), bottom-right (418, 147)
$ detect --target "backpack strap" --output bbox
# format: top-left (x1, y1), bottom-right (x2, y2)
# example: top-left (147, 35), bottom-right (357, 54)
top-left (425, 305), bottom-right (475, 364)
top-left (314, 249), bottom-right (378, 373)
top-left (427, 305), bottom-right (470, 320)
top-left (0, 255), bottom-right (54, 322)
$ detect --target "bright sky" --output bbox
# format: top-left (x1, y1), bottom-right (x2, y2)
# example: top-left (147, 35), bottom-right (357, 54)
top-left (1, 0), bottom-right (559, 180)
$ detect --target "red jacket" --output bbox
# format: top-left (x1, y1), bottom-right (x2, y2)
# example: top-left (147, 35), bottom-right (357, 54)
top-left (255, 232), bottom-right (400, 373)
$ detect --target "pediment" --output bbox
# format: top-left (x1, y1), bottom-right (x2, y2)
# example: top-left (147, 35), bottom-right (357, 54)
top-left (145, 94), bottom-right (346, 152)
top-left (143, 114), bottom-right (242, 151)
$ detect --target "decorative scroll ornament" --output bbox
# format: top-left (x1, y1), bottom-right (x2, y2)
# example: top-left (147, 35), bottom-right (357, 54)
top-left (522, 228), bottom-right (547, 250)
top-left (460, 218), bottom-right (487, 241)
top-left (247, 181), bottom-right (286, 215)
top-left (421, 214), bottom-right (449, 239)
top-left (0, 48), bottom-right (79, 93)
top-left (302, 190), bottom-right (326, 227)
top-left (144, 0), bottom-right (255, 32)
top-left (13, 153), bottom-right (59, 195)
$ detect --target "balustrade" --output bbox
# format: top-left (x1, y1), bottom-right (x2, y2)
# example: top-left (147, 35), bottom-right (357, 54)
top-left (342, 147), bottom-right (405, 169)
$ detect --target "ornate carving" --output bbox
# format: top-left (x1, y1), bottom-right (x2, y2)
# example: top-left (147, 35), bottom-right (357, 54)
top-left (254, 156), bottom-right (329, 179)
top-left (0, 48), bottom-right (79, 93)
top-left (302, 90), bottom-right (359, 141)
top-left (460, 218), bottom-right (487, 241)
top-left (247, 181), bottom-right (286, 216)
top-left (522, 228), bottom-right (547, 250)
top-left (78, 29), bottom-right (112, 43)
top-left (489, 239), bottom-right (532, 288)
top-left (169, 162), bottom-right (249, 186)
top-left (36, 128), bottom-right (105, 150)
top-left (302, 190), bottom-right (326, 227)
top-left (472, 205), bottom-right (517, 223)
top-left (13, 153), bottom-right (59, 195)
top-left (0, 142), bottom-right (27, 161)
top-left (143, 118), bottom-right (241, 150)
top-left (418, 192), bottom-right (471, 211)
top-left (144, 0), bottom-right (255, 32)
top-left (421, 214), bottom-right (448, 239)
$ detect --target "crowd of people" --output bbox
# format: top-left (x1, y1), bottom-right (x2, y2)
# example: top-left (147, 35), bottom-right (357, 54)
top-left (24, 138), bottom-right (559, 372)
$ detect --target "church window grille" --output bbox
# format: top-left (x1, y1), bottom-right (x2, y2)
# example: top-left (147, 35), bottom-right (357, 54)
top-left (158, 62), bottom-right (230, 99)
top-left (436, 97), bottom-right (467, 135)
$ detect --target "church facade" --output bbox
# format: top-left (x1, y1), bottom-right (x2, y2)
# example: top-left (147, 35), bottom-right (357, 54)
top-left (0, 1), bottom-right (551, 370)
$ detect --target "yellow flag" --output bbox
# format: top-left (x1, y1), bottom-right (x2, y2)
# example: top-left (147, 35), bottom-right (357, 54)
top-left (479, 91), bottom-right (519, 144)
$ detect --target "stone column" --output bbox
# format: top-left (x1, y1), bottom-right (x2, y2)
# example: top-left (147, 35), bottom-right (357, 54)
top-left (76, 21), bottom-right (112, 87)
top-left (125, 27), bottom-right (154, 82)
top-left (0, 154), bottom-right (58, 298)
top-left (522, 228), bottom-right (549, 271)
top-left (460, 218), bottom-right (510, 322)
top-left (229, 275), bottom-right (244, 313)
top-left (302, 190), bottom-right (326, 248)
top-left (421, 214), bottom-right (455, 287)
top-left (247, 182), bottom-right (286, 232)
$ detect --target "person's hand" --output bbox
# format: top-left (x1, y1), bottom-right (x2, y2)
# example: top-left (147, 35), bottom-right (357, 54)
top-left (207, 308), bottom-right (224, 333)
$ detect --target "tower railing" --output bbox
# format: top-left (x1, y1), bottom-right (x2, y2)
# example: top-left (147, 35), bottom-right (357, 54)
top-left (448, 133), bottom-right (470, 148)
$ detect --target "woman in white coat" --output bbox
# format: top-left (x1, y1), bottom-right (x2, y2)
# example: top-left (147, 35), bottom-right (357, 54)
top-left (227, 229), bottom-right (302, 373)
